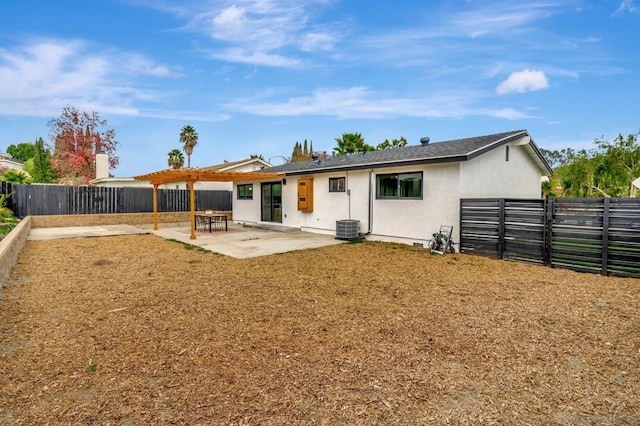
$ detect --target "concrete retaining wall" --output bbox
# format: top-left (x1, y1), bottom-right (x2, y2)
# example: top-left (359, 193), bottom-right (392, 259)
top-left (0, 217), bottom-right (31, 288)
top-left (30, 212), bottom-right (231, 228)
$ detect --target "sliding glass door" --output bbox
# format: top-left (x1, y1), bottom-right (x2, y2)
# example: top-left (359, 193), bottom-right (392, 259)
top-left (261, 182), bottom-right (282, 223)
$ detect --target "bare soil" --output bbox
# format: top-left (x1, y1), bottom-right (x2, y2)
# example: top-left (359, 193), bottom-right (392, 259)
top-left (1, 234), bottom-right (639, 424)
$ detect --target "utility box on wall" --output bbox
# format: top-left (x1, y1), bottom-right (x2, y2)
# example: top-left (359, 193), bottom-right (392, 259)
top-left (297, 178), bottom-right (314, 212)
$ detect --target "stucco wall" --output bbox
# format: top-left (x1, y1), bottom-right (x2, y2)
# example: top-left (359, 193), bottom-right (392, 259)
top-left (289, 172), bottom-right (366, 234)
top-left (459, 140), bottom-right (542, 198)
top-left (232, 181), bottom-right (264, 223)
top-left (370, 163), bottom-right (461, 245)
top-left (232, 143), bottom-right (544, 247)
top-left (233, 164), bottom-right (462, 245)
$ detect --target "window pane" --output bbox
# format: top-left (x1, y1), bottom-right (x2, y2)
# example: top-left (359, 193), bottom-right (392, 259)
top-left (378, 175), bottom-right (398, 197)
top-left (399, 173), bottom-right (422, 198)
top-left (329, 177), bottom-right (345, 192)
top-left (377, 172), bottom-right (422, 198)
top-left (238, 184), bottom-right (253, 199)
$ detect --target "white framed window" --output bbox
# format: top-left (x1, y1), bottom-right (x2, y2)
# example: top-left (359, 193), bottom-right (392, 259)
top-left (237, 184), bottom-right (253, 199)
top-left (376, 172), bottom-right (422, 199)
top-left (329, 177), bottom-right (346, 192)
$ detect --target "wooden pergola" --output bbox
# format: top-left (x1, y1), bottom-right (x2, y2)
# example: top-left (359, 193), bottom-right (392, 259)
top-left (133, 168), bottom-right (285, 240)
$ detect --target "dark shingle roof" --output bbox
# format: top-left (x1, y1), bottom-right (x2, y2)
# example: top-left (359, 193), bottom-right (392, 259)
top-left (266, 130), bottom-right (552, 175)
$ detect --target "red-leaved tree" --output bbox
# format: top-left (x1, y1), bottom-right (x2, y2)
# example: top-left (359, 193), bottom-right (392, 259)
top-left (48, 106), bottom-right (119, 184)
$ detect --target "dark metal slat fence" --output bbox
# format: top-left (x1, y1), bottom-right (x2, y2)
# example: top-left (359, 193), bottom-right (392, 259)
top-left (460, 197), bottom-right (640, 278)
top-left (7, 184), bottom-right (232, 217)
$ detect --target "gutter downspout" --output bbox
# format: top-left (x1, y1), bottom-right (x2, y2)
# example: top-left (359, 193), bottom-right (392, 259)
top-left (346, 171), bottom-right (351, 220)
top-left (367, 169), bottom-right (373, 234)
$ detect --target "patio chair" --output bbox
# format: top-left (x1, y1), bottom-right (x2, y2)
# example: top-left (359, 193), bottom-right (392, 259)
top-left (213, 214), bottom-right (227, 232)
top-left (196, 215), bottom-right (209, 232)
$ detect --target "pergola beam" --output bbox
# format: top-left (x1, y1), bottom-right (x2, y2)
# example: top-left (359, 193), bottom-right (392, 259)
top-left (133, 168), bottom-right (285, 239)
top-left (134, 169), bottom-right (284, 186)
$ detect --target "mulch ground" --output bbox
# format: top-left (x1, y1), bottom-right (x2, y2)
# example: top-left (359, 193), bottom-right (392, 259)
top-left (1, 234), bottom-right (639, 424)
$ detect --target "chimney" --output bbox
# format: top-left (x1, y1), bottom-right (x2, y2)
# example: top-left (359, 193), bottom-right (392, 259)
top-left (420, 137), bottom-right (430, 146)
top-left (95, 152), bottom-right (109, 179)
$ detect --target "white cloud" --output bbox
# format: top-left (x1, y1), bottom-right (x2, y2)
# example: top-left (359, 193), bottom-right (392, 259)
top-left (210, 48), bottom-right (301, 67)
top-left (492, 108), bottom-right (531, 120)
top-left (120, 53), bottom-right (183, 77)
top-left (182, 1), bottom-right (340, 67)
top-left (224, 86), bottom-right (529, 120)
top-left (496, 69), bottom-right (550, 94)
top-left (299, 32), bottom-right (337, 52)
top-left (447, 2), bottom-right (562, 37)
top-left (0, 38), bottom-right (179, 118)
top-left (614, 0), bottom-right (639, 15)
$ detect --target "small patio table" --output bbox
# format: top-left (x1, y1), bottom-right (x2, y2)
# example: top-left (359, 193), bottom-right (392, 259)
top-left (195, 213), bottom-right (228, 232)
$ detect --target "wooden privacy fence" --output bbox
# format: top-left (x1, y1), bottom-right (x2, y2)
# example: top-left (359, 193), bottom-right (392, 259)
top-left (5, 183), bottom-right (232, 217)
top-left (460, 197), bottom-right (640, 278)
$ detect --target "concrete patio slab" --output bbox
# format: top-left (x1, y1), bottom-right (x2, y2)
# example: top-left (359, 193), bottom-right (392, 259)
top-left (152, 223), bottom-right (345, 258)
top-left (26, 223), bottom-right (345, 258)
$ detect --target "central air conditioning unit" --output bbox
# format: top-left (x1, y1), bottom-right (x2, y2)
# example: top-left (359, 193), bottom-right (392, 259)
top-left (336, 219), bottom-right (360, 239)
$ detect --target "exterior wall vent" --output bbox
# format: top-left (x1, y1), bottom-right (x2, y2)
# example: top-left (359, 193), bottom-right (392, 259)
top-left (336, 219), bottom-right (360, 239)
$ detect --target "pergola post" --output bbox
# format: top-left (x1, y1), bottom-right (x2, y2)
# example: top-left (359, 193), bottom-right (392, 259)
top-left (132, 168), bottom-right (284, 241)
top-left (188, 180), bottom-right (196, 240)
top-left (152, 184), bottom-right (159, 231)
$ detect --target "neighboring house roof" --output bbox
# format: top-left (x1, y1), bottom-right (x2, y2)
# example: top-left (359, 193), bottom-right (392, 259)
top-left (201, 157), bottom-right (272, 172)
top-left (91, 158), bottom-right (273, 186)
top-left (0, 152), bottom-right (24, 172)
top-left (266, 130), bottom-right (553, 176)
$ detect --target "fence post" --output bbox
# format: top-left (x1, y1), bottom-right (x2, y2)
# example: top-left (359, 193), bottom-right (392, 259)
top-left (544, 198), bottom-right (554, 266)
top-left (498, 198), bottom-right (505, 259)
top-left (601, 197), bottom-right (610, 276)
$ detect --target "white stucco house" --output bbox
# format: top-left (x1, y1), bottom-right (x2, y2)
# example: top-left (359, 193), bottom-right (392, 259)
top-left (92, 157), bottom-right (272, 190)
top-left (0, 152), bottom-right (24, 174)
top-left (231, 130), bottom-right (553, 246)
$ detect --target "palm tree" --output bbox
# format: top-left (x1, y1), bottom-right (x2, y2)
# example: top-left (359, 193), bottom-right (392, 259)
top-left (333, 132), bottom-right (374, 156)
top-left (167, 149), bottom-right (185, 169)
top-left (1, 169), bottom-right (32, 184)
top-left (179, 125), bottom-right (198, 168)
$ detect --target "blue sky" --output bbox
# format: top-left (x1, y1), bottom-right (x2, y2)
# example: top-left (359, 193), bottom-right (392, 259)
top-left (1, 0), bottom-right (638, 177)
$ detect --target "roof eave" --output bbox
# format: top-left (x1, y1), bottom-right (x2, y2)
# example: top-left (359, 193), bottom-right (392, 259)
top-left (279, 155), bottom-right (469, 176)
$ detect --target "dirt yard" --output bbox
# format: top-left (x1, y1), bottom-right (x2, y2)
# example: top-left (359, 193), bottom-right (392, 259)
top-left (1, 234), bottom-right (639, 424)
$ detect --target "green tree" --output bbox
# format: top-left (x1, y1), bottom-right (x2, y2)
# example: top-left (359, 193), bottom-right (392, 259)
top-left (555, 131), bottom-right (640, 197)
top-left (250, 154), bottom-right (264, 160)
top-left (377, 137), bottom-right (408, 150)
top-left (179, 125), bottom-right (198, 168)
top-left (4, 138), bottom-right (56, 183)
top-left (333, 133), bottom-right (374, 156)
top-left (555, 150), bottom-right (599, 197)
top-left (22, 158), bottom-right (35, 176)
top-left (0, 192), bottom-right (14, 217)
top-left (291, 140), bottom-right (314, 162)
top-left (593, 132), bottom-right (640, 197)
top-left (1, 169), bottom-right (32, 184)
top-left (31, 137), bottom-right (57, 183)
top-left (292, 142), bottom-right (304, 162)
top-left (6, 142), bottom-right (35, 162)
top-left (167, 149), bottom-right (185, 169)
top-left (540, 148), bottom-right (575, 169)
